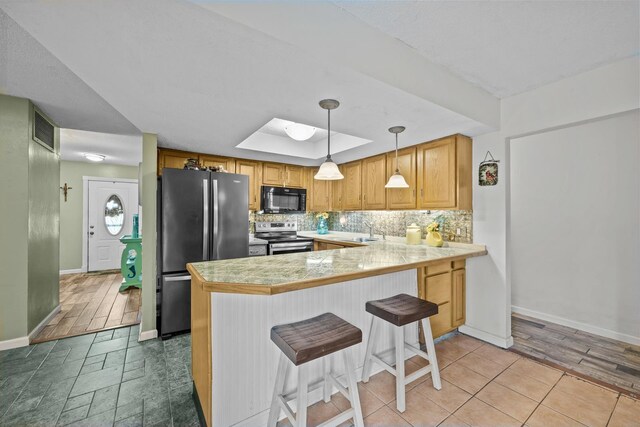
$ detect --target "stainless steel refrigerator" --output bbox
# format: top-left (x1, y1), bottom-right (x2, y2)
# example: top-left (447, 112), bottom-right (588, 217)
top-left (158, 168), bottom-right (249, 337)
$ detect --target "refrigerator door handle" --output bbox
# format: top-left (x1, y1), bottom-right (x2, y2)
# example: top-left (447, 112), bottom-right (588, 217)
top-left (212, 179), bottom-right (219, 259)
top-left (164, 275), bottom-right (192, 282)
top-left (203, 179), bottom-right (209, 260)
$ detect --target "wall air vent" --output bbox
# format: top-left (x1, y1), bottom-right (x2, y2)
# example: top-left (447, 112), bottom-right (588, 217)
top-left (33, 108), bottom-right (55, 151)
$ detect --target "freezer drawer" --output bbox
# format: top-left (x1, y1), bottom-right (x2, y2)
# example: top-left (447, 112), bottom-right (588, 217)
top-left (160, 273), bottom-right (191, 336)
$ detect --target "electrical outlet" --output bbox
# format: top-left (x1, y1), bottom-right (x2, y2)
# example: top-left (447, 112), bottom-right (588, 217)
top-left (456, 227), bottom-right (466, 236)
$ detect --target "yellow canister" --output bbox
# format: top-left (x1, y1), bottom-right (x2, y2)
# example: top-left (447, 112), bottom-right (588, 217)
top-left (406, 223), bottom-right (422, 245)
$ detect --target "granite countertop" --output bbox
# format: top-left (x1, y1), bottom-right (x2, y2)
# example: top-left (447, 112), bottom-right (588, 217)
top-left (188, 231), bottom-right (487, 295)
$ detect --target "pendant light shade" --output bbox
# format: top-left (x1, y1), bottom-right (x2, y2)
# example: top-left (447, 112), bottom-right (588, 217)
top-left (385, 171), bottom-right (409, 188)
top-left (385, 126), bottom-right (410, 188)
top-left (315, 99), bottom-right (344, 180)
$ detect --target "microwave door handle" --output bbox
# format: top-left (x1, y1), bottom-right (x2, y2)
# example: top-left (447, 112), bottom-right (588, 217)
top-left (203, 179), bottom-right (209, 260)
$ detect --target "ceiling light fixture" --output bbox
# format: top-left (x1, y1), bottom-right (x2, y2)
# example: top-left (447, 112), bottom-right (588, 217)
top-left (314, 99), bottom-right (344, 180)
top-left (84, 153), bottom-right (106, 162)
top-left (284, 122), bottom-right (316, 141)
top-left (385, 126), bottom-right (410, 188)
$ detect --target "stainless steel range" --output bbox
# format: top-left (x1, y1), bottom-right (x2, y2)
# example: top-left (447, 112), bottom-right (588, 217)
top-left (254, 221), bottom-right (314, 255)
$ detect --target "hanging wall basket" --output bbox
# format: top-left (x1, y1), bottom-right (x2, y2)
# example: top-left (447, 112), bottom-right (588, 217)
top-left (479, 151), bottom-right (500, 186)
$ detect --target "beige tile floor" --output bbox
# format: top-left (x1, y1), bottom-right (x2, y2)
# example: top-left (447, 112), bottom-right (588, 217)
top-left (279, 334), bottom-right (640, 427)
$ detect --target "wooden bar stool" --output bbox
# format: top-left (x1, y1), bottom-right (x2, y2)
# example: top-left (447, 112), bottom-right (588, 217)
top-left (267, 313), bottom-right (365, 427)
top-left (361, 293), bottom-right (442, 412)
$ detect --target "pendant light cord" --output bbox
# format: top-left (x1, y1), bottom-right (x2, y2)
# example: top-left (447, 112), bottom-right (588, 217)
top-left (395, 133), bottom-right (399, 173)
top-left (327, 108), bottom-right (331, 160)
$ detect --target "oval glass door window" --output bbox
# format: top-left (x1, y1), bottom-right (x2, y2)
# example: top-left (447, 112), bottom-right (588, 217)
top-left (104, 194), bottom-right (125, 236)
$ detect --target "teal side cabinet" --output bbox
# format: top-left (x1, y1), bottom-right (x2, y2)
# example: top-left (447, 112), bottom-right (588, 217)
top-left (120, 235), bottom-right (142, 292)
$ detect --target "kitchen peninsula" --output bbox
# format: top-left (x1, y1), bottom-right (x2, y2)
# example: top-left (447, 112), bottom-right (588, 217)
top-left (187, 236), bottom-right (487, 427)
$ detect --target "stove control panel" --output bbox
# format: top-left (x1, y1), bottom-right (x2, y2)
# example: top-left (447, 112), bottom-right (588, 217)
top-left (255, 221), bottom-right (298, 232)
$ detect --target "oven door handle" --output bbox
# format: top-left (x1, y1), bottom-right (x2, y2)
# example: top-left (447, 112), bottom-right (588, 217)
top-left (270, 242), bottom-right (313, 249)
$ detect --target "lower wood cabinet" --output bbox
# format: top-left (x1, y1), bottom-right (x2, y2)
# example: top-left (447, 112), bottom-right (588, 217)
top-left (418, 260), bottom-right (466, 339)
top-left (313, 240), bottom-right (365, 251)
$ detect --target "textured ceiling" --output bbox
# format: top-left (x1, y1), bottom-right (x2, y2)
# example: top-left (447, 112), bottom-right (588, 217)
top-left (0, 9), bottom-right (139, 136)
top-left (335, 0), bottom-right (640, 98)
top-left (0, 0), bottom-right (489, 166)
top-left (60, 129), bottom-right (142, 166)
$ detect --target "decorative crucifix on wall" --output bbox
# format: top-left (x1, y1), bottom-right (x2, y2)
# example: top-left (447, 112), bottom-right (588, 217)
top-left (60, 183), bottom-right (73, 202)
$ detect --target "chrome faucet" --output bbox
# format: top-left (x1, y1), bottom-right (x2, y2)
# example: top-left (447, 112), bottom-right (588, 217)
top-left (363, 221), bottom-right (375, 239)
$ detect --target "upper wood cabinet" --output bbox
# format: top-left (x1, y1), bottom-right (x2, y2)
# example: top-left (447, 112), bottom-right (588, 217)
top-left (342, 161), bottom-right (362, 211)
top-left (157, 149), bottom-right (195, 175)
top-left (331, 165), bottom-right (344, 211)
top-left (262, 163), bottom-right (304, 187)
top-left (362, 154), bottom-right (387, 210)
top-left (199, 154), bottom-right (236, 173)
top-left (285, 165), bottom-right (305, 188)
top-left (235, 159), bottom-right (262, 211)
top-left (307, 168), bottom-right (332, 212)
top-left (262, 163), bottom-right (285, 186)
top-left (417, 135), bottom-right (472, 210)
top-left (157, 132), bottom-right (471, 211)
top-left (386, 147), bottom-right (417, 210)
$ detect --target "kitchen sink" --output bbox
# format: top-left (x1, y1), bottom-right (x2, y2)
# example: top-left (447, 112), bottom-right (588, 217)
top-left (351, 237), bottom-right (378, 242)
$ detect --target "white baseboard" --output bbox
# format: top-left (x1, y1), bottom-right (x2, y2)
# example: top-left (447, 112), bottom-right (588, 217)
top-left (60, 268), bottom-right (83, 275)
top-left (458, 325), bottom-right (514, 349)
top-left (0, 336), bottom-right (30, 351)
top-left (28, 304), bottom-right (61, 341)
top-left (511, 305), bottom-right (640, 346)
top-left (138, 329), bottom-right (158, 342)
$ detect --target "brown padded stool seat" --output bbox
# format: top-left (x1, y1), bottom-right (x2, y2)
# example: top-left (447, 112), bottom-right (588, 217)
top-left (271, 313), bottom-right (362, 366)
top-left (366, 293), bottom-right (438, 327)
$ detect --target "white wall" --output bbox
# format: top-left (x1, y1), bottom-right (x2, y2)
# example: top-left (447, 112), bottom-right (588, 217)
top-left (510, 110), bottom-right (640, 343)
top-left (465, 57), bottom-right (639, 348)
top-left (462, 131), bottom-right (512, 348)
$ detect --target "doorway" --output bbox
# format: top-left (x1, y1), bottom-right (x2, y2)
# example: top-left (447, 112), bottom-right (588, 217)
top-left (87, 179), bottom-right (138, 271)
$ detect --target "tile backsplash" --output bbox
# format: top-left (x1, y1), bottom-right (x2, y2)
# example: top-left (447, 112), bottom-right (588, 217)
top-left (251, 210), bottom-right (473, 243)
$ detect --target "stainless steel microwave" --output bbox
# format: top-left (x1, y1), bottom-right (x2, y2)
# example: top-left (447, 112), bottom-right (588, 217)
top-left (260, 186), bottom-right (306, 214)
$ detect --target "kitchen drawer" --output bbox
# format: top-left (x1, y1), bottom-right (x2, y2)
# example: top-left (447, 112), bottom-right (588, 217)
top-left (426, 272), bottom-right (451, 305)
top-left (430, 302), bottom-right (452, 338)
top-left (453, 260), bottom-right (465, 270)
top-left (426, 261), bottom-right (451, 276)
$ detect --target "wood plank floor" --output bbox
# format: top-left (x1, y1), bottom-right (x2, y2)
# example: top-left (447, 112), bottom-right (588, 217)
top-left (511, 312), bottom-right (640, 396)
top-left (31, 271), bottom-right (141, 344)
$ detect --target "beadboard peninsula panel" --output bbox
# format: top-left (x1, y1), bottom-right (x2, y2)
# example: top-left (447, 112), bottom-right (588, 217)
top-left (210, 270), bottom-right (417, 426)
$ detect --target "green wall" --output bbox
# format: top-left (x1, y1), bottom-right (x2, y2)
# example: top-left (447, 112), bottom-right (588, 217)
top-left (140, 133), bottom-right (157, 335)
top-left (0, 95), bottom-right (30, 341)
top-left (0, 95), bottom-right (61, 341)
top-left (28, 106), bottom-right (60, 332)
top-left (59, 161), bottom-right (139, 271)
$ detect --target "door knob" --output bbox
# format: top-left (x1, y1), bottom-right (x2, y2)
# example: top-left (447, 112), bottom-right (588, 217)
top-left (90, 225), bottom-right (95, 229)
top-left (89, 232), bottom-right (94, 235)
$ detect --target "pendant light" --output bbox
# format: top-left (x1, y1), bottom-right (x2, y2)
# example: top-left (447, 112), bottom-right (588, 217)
top-left (385, 126), bottom-right (410, 188)
top-left (314, 99), bottom-right (344, 180)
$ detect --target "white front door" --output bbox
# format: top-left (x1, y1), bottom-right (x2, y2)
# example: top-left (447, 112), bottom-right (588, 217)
top-left (88, 180), bottom-right (138, 271)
